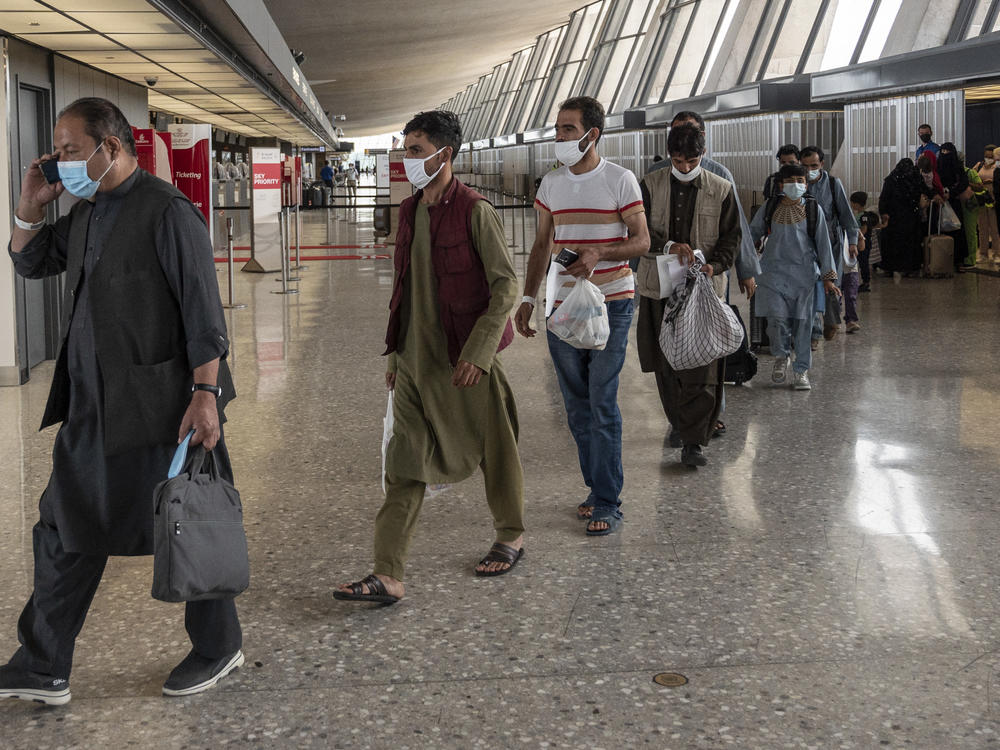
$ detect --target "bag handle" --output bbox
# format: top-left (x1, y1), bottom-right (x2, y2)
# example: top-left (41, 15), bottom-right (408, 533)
top-left (184, 445), bottom-right (220, 481)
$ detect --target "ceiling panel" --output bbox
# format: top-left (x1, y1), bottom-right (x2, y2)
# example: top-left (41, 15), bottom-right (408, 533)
top-left (20, 32), bottom-right (122, 50)
top-left (60, 49), bottom-right (148, 64)
top-left (108, 33), bottom-right (202, 50)
top-left (71, 12), bottom-right (183, 35)
top-left (0, 10), bottom-right (86, 33)
top-left (55, 0), bottom-right (154, 10)
top-left (0, 1), bottom-right (48, 9)
top-left (144, 49), bottom-right (223, 63)
top-left (166, 62), bottom-right (235, 74)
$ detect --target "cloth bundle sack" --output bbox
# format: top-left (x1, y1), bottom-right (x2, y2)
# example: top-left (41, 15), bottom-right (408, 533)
top-left (152, 446), bottom-right (249, 602)
top-left (546, 278), bottom-right (610, 350)
top-left (659, 261), bottom-right (744, 371)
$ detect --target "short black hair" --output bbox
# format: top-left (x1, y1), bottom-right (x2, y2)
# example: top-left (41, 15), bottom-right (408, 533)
top-left (671, 110), bottom-right (705, 131)
top-left (799, 145), bottom-right (825, 163)
top-left (652, 154), bottom-right (663, 162)
top-left (667, 123), bottom-right (705, 159)
top-left (403, 110), bottom-right (462, 161)
top-left (777, 163), bottom-right (807, 181)
top-left (776, 144), bottom-right (799, 160)
top-left (558, 96), bottom-right (605, 140)
top-left (918, 123), bottom-right (932, 132)
top-left (850, 191), bottom-right (868, 205)
top-left (58, 97), bottom-right (136, 156)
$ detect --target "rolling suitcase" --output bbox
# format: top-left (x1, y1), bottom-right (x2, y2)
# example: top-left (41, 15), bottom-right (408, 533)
top-left (310, 185), bottom-right (324, 208)
top-left (724, 304), bottom-right (757, 386)
top-left (923, 208), bottom-right (954, 278)
top-left (748, 294), bottom-right (770, 353)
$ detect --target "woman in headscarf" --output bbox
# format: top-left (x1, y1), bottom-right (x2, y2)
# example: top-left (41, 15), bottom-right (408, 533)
top-left (936, 142), bottom-right (970, 270)
top-left (878, 158), bottom-right (924, 275)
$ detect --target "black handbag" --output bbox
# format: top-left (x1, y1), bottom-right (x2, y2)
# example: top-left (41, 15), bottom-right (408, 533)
top-left (152, 445), bottom-right (250, 602)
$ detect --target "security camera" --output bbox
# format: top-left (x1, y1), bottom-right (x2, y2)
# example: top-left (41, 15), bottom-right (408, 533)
top-left (145, 75), bottom-right (158, 87)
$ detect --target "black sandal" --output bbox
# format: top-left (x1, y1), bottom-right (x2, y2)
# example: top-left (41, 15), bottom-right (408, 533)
top-left (576, 502), bottom-right (593, 519)
top-left (712, 421), bottom-right (726, 438)
top-left (333, 574), bottom-right (400, 604)
top-left (475, 542), bottom-right (524, 578)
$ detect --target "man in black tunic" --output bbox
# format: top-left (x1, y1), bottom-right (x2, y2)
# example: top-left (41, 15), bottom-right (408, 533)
top-left (0, 98), bottom-right (242, 704)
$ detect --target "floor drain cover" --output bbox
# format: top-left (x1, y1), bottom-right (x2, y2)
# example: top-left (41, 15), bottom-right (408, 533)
top-left (653, 672), bottom-right (688, 687)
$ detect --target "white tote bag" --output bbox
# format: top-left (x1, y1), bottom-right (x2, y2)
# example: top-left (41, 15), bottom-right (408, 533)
top-left (658, 267), bottom-right (745, 371)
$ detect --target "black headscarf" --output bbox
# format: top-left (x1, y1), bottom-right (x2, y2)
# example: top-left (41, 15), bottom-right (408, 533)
top-left (936, 143), bottom-right (963, 188)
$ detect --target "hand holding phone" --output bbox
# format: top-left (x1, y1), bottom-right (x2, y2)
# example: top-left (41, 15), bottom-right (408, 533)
top-left (554, 248), bottom-right (579, 267)
top-left (40, 158), bottom-right (61, 185)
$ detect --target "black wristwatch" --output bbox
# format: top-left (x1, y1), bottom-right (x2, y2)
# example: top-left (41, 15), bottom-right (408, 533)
top-left (192, 383), bottom-right (222, 398)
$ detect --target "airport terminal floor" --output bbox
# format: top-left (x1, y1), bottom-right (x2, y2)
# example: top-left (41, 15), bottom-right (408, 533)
top-left (3, 206), bottom-right (1000, 748)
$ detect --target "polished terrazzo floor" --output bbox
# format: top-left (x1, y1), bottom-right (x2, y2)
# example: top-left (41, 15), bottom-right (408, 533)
top-left (2, 205), bottom-right (1000, 748)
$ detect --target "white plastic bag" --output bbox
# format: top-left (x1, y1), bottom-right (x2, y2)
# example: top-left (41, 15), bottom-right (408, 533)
top-left (381, 390), bottom-right (450, 498)
top-left (546, 278), bottom-right (609, 350)
top-left (939, 202), bottom-right (962, 231)
top-left (381, 391), bottom-right (394, 495)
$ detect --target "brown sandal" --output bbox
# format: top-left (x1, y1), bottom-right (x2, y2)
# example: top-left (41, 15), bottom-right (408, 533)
top-left (475, 543), bottom-right (524, 578)
top-left (333, 574), bottom-right (399, 604)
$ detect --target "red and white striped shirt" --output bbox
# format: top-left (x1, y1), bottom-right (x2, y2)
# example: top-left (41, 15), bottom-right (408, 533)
top-left (535, 158), bottom-right (644, 306)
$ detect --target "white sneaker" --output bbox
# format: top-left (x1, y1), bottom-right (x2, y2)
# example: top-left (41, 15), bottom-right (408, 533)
top-left (771, 357), bottom-right (788, 384)
top-left (791, 371), bottom-right (811, 390)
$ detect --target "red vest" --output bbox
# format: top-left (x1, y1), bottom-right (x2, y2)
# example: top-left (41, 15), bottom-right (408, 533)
top-left (384, 177), bottom-right (514, 367)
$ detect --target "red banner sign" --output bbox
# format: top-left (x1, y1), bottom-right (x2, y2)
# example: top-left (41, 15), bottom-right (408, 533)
top-left (169, 124), bottom-right (212, 228)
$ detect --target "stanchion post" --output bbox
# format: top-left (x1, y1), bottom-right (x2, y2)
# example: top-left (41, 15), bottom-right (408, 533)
top-left (272, 208), bottom-right (299, 295)
top-left (223, 217), bottom-right (246, 309)
top-left (292, 205), bottom-right (306, 271)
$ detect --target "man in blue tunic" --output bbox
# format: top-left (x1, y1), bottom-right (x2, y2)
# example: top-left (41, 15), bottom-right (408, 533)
top-left (800, 146), bottom-right (858, 343)
top-left (0, 98), bottom-right (243, 705)
top-left (749, 163), bottom-right (839, 390)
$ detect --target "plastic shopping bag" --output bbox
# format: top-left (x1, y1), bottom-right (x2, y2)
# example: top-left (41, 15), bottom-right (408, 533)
top-left (381, 390), bottom-right (450, 499)
top-left (546, 278), bottom-right (610, 350)
top-left (659, 265), bottom-right (745, 370)
top-left (939, 202), bottom-right (962, 231)
top-left (381, 391), bottom-right (394, 495)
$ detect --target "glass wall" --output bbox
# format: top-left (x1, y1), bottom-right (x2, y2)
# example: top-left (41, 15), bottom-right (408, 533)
top-left (441, 0), bottom-right (981, 141)
top-left (528, 2), bottom-right (610, 129)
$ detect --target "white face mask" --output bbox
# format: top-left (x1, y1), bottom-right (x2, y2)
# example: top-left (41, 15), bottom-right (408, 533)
top-left (986, 157), bottom-right (995, 165)
top-left (807, 168), bottom-right (821, 182)
top-left (671, 163), bottom-right (702, 183)
top-left (403, 147), bottom-right (446, 189)
top-left (782, 182), bottom-right (807, 200)
top-left (554, 132), bottom-right (593, 167)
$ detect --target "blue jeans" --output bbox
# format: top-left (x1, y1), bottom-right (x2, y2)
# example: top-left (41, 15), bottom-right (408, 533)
top-left (546, 298), bottom-right (633, 516)
top-left (768, 316), bottom-right (812, 374)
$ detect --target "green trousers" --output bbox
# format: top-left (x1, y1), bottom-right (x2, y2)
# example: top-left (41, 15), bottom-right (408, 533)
top-left (373, 402), bottom-right (525, 582)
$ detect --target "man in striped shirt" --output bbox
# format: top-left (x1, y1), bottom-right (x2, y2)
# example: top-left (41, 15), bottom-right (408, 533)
top-left (515, 96), bottom-right (650, 537)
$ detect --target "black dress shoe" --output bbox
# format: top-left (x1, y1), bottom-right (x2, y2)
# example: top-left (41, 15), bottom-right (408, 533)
top-left (162, 649), bottom-right (244, 697)
top-left (666, 429), bottom-right (683, 448)
top-left (681, 443), bottom-right (707, 467)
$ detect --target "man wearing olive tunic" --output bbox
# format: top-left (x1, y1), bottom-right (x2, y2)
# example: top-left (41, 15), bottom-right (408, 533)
top-left (335, 111), bottom-right (524, 605)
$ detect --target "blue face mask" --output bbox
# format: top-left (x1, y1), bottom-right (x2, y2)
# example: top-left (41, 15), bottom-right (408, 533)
top-left (783, 182), bottom-right (807, 200)
top-left (57, 141), bottom-right (115, 199)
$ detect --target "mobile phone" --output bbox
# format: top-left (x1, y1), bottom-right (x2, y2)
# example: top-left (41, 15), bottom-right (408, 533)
top-left (39, 158), bottom-right (61, 184)
top-left (554, 248), bottom-right (579, 267)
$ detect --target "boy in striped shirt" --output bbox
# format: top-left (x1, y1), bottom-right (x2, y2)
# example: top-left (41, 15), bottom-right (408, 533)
top-left (515, 96), bottom-right (650, 536)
